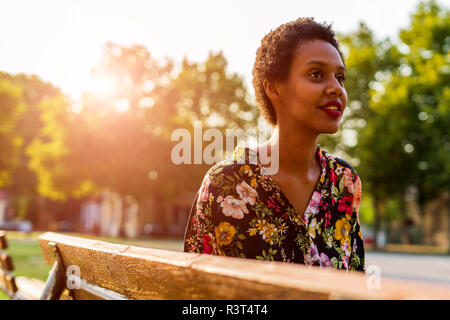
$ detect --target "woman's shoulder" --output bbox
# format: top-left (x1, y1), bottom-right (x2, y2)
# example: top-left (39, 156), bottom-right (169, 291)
top-left (334, 156), bottom-right (359, 176)
top-left (319, 148), bottom-right (362, 203)
top-left (199, 146), bottom-right (261, 201)
top-left (204, 145), bottom-right (261, 179)
top-left (320, 147), bottom-right (360, 177)
top-left (196, 146), bottom-right (261, 220)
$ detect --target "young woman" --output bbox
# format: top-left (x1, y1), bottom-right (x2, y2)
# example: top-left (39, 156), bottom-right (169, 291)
top-left (184, 18), bottom-right (364, 272)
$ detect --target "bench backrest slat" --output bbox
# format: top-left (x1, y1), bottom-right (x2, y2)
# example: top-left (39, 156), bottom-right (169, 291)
top-left (38, 232), bottom-right (450, 300)
top-left (0, 253), bottom-right (14, 271)
top-left (0, 231), bottom-right (7, 250)
top-left (0, 232), bottom-right (17, 298)
top-left (0, 269), bottom-right (18, 296)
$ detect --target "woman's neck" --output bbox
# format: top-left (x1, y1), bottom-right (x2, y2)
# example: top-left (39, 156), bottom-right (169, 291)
top-left (258, 125), bottom-right (319, 178)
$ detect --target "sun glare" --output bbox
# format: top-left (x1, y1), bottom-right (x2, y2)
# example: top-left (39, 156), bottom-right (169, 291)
top-left (86, 78), bottom-right (117, 96)
top-left (114, 98), bottom-right (130, 113)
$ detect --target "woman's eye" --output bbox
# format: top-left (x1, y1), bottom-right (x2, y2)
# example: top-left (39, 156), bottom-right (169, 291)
top-left (309, 71), bottom-right (322, 79)
top-left (336, 74), bottom-right (346, 84)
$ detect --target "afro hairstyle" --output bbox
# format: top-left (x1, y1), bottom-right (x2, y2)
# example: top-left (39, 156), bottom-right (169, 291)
top-left (252, 17), bottom-right (345, 126)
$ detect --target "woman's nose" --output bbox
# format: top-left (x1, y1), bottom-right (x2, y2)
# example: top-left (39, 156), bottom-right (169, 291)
top-left (325, 78), bottom-right (344, 97)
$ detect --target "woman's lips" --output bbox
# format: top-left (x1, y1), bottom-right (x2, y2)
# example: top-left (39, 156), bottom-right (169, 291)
top-left (319, 100), bottom-right (343, 118)
top-left (321, 108), bottom-right (341, 118)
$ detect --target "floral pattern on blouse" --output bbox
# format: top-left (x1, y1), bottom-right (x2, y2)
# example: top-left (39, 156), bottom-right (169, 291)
top-left (183, 145), bottom-right (365, 272)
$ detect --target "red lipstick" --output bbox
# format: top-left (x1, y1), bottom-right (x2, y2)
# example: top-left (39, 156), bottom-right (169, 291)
top-left (319, 100), bottom-right (343, 118)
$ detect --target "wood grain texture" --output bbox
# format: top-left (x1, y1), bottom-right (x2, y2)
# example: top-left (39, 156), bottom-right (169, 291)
top-left (0, 271), bottom-right (16, 298)
top-left (39, 260), bottom-right (66, 300)
top-left (0, 269), bottom-right (12, 295)
top-left (14, 276), bottom-right (46, 300)
top-left (1, 253), bottom-right (14, 271)
top-left (38, 232), bottom-right (450, 300)
top-left (5, 273), bottom-right (17, 294)
top-left (0, 231), bottom-right (7, 250)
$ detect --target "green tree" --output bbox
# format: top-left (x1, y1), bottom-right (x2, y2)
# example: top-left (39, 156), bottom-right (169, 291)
top-left (168, 51), bottom-right (258, 131)
top-left (26, 95), bottom-right (93, 201)
top-left (163, 51), bottom-right (260, 195)
top-left (0, 72), bottom-right (62, 196)
top-left (396, 0), bottom-right (450, 211)
top-left (0, 78), bottom-right (25, 187)
top-left (25, 44), bottom-right (259, 237)
top-left (357, 0), bottom-right (449, 246)
top-left (26, 42), bottom-right (176, 204)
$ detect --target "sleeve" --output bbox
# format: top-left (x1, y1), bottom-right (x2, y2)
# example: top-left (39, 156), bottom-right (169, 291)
top-left (183, 172), bottom-right (214, 253)
top-left (183, 191), bottom-right (202, 252)
top-left (183, 167), bottom-right (249, 258)
top-left (349, 173), bottom-right (365, 272)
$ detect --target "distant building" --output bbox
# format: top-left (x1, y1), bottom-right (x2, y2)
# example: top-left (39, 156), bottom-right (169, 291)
top-left (77, 189), bottom-right (195, 239)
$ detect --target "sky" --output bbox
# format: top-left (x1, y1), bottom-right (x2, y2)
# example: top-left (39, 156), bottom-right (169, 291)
top-left (0, 0), bottom-right (444, 101)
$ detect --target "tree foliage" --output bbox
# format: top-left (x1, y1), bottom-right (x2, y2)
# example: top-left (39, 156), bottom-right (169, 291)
top-left (0, 78), bottom-right (25, 187)
top-left (0, 72), bottom-right (62, 195)
top-left (358, 0), bottom-right (449, 210)
top-left (22, 44), bottom-right (259, 206)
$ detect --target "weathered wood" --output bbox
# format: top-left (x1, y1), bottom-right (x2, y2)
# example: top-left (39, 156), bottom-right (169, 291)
top-left (38, 232), bottom-right (450, 300)
top-left (0, 269), bottom-right (12, 297)
top-left (14, 276), bottom-right (46, 300)
top-left (5, 273), bottom-right (17, 294)
top-left (0, 231), bottom-right (7, 250)
top-left (40, 260), bottom-right (66, 300)
top-left (72, 277), bottom-right (130, 300)
top-left (1, 253), bottom-right (14, 271)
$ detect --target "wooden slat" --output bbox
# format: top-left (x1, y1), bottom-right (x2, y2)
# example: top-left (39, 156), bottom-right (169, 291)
top-left (40, 259), bottom-right (66, 300)
top-left (0, 271), bottom-right (48, 300)
top-left (0, 253), bottom-right (14, 271)
top-left (38, 232), bottom-right (450, 300)
top-left (0, 231), bottom-right (7, 250)
top-left (0, 269), bottom-right (9, 293)
top-left (14, 276), bottom-right (46, 300)
top-left (5, 273), bottom-right (17, 294)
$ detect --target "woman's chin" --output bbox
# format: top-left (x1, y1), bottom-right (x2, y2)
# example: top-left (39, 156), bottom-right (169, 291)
top-left (319, 125), bottom-right (340, 134)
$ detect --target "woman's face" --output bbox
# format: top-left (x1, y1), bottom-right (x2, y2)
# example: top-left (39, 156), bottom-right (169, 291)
top-left (274, 39), bottom-right (347, 134)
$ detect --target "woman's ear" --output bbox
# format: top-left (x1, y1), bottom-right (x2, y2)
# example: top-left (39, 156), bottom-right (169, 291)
top-left (263, 80), bottom-right (282, 101)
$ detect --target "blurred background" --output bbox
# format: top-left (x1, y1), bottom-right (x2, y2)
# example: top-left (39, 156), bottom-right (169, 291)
top-left (0, 0), bottom-right (449, 287)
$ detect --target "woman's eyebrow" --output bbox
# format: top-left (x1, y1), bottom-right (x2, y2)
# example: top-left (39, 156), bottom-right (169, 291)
top-left (304, 60), bottom-right (347, 72)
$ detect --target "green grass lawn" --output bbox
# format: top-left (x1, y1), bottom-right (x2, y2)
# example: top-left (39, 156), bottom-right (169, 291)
top-left (0, 291), bottom-right (7, 300)
top-left (1, 231), bottom-right (184, 300)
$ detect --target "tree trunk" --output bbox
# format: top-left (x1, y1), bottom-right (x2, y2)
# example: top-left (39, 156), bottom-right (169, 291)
top-left (118, 195), bottom-right (126, 238)
top-left (373, 195), bottom-right (381, 251)
top-left (399, 193), bottom-right (410, 245)
top-left (386, 218), bottom-right (392, 244)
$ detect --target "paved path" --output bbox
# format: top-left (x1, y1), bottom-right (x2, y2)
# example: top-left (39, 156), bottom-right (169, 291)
top-left (365, 251), bottom-right (450, 287)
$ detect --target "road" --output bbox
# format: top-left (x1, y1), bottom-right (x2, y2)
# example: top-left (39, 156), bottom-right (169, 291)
top-left (365, 251), bottom-right (450, 287)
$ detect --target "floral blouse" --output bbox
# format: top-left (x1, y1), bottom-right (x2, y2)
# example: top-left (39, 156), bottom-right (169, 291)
top-left (184, 145), bottom-right (365, 272)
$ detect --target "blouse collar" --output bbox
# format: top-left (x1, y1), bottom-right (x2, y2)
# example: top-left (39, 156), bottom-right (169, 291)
top-left (232, 144), bottom-right (327, 182)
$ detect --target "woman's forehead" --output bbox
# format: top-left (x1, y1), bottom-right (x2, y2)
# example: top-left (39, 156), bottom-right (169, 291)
top-left (293, 39), bottom-right (345, 69)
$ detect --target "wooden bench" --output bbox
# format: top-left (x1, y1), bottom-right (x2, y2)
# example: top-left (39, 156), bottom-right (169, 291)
top-left (34, 232), bottom-right (450, 300)
top-left (0, 231), bottom-right (46, 300)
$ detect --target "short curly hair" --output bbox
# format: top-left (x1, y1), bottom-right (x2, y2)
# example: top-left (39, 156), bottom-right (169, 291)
top-left (252, 17), bottom-right (345, 126)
